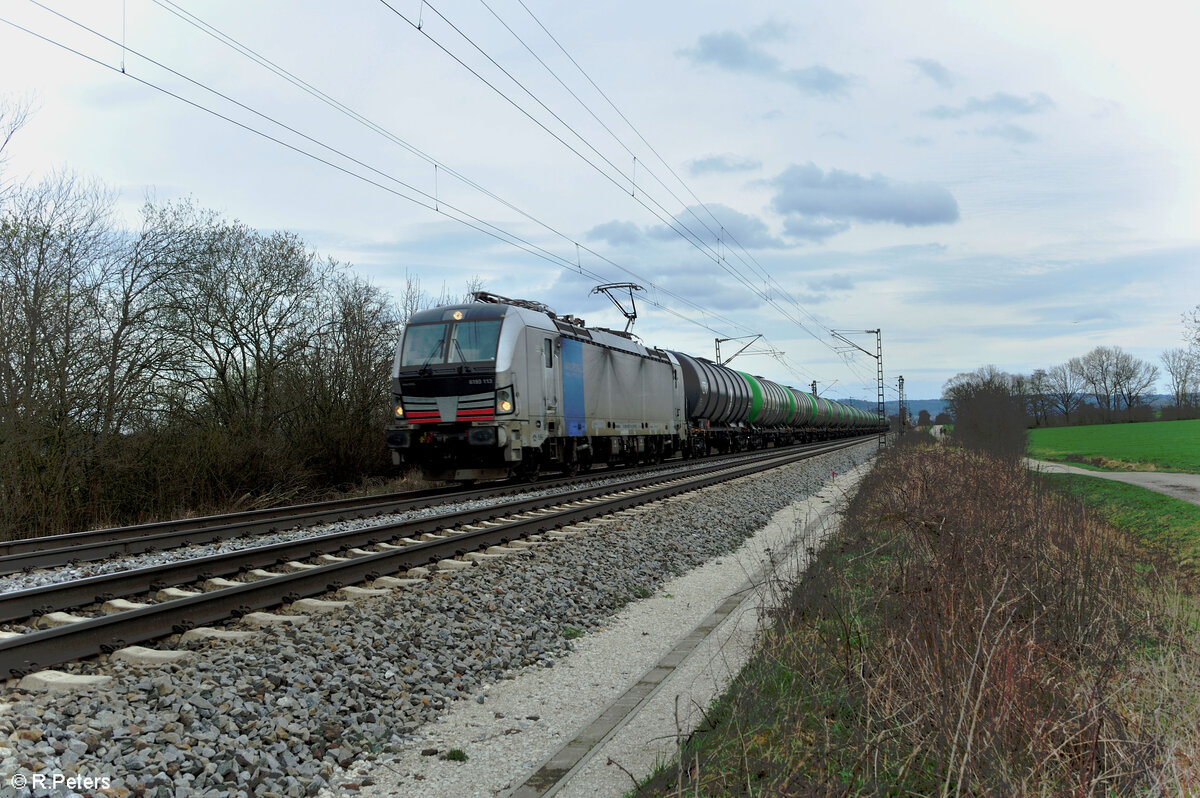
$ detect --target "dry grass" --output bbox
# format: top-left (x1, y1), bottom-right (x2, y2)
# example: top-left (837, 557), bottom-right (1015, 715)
top-left (638, 439), bottom-right (1200, 796)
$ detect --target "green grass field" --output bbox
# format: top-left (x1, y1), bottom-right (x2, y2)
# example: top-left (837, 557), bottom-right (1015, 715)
top-left (1027, 419), bottom-right (1200, 472)
top-left (1042, 472), bottom-right (1200, 570)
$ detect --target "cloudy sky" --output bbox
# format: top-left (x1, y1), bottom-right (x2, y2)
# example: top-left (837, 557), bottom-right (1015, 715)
top-left (1, 0), bottom-right (1196, 400)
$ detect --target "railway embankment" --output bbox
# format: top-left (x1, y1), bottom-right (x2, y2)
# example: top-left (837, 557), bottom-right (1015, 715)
top-left (0, 445), bottom-right (871, 797)
top-left (636, 438), bottom-right (1200, 795)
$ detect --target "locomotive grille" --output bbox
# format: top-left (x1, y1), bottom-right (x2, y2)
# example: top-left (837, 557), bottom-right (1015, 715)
top-left (404, 391), bottom-right (495, 423)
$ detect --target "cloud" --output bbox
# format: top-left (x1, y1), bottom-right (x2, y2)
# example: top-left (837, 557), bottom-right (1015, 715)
top-left (748, 19), bottom-right (793, 43)
top-left (908, 58), bottom-right (954, 88)
top-left (587, 205), bottom-right (785, 251)
top-left (679, 30), bottom-right (852, 97)
top-left (808, 274), bottom-right (855, 291)
top-left (687, 154), bottom-right (762, 176)
top-left (782, 215), bottom-right (851, 242)
top-left (585, 220), bottom-right (643, 247)
top-left (681, 31), bottom-right (780, 73)
top-left (652, 203), bottom-right (786, 249)
top-left (770, 163), bottom-right (960, 227)
top-left (923, 91), bottom-right (1055, 119)
top-left (783, 65), bottom-right (852, 95)
top-left (978, 123), bottom-right (1038, 143)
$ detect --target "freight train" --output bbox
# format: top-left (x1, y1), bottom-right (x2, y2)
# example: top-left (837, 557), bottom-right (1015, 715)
top-left (386, 292), bottom-right (885, 481)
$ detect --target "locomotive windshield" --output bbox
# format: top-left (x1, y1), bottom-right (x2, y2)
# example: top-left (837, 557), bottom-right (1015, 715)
top-left (400, 320), bottom-right (503, 366)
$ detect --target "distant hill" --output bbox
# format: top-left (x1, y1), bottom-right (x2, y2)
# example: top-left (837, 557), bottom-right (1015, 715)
top-left (839, 398), bottom-right (948, 419)
top-left (837, 395), bottom-right (1178, 420)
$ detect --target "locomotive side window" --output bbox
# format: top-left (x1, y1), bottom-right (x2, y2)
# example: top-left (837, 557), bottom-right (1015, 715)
top-left (544, 338), bottom-right (553, 368)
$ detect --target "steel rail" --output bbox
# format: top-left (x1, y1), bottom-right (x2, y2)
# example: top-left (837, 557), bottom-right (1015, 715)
top-left (0, 482), bottom-right (548, 574)
top-left (0, 438), bottom-right (869, 676)
top-left (0, 439), bottom-right (859, 624)
top-left (0, 439), bottom-right (844, 575)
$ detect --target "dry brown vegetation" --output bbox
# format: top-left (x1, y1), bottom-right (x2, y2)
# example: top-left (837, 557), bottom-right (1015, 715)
top-left (640, 437), bottom-right (1200, 796)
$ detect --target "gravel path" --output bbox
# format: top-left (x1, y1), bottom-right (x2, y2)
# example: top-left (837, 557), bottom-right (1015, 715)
top-left (1025, 458), bottom-right (1200, 506)
top-left (0, 443), bottom-right (872, 798)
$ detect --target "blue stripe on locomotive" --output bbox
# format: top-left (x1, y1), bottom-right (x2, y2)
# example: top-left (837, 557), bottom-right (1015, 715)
top-left (561, 337), bottom-right (586, 437)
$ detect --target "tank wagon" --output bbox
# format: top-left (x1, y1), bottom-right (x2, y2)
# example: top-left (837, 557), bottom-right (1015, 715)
top-left (386, 292), bottom-right (885, 481)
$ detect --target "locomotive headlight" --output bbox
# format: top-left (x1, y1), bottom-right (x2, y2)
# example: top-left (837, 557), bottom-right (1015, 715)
top-left (496, 388), bottom-right (514, 415)
top-left (393, 404), bottom-right (405, 419)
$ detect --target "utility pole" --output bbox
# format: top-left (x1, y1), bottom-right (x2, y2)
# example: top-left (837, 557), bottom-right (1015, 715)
top-left (714, 334), bottom-right (762, 365)
top-left (811, 380), bottom-right (818, 397)
top-left (897, 375), bottom-right (906, 435)
top-left (832, 329), bottom-right (885, 451)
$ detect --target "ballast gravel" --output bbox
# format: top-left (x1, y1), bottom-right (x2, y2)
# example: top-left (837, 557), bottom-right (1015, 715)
top-left (0, 456), bottom-right (764, 595)
top-left (1, 444), bottom-right (872, 797)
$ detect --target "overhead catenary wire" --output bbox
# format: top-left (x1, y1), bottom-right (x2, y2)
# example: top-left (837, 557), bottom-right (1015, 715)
top-left (373, 0), bottom-right (845, 383)
top-left (6, 3), bottom-right (861, 389)
top-left (1, 4), bottom-right (763, 346)
top-left (377, 0), bottom-right (829, 354)
top-left (134, 0), bottom-right (778, 345)
top-left (507, 0), bottom-right (847, 353)
top-left (456, 1), bottom-right (870, 395)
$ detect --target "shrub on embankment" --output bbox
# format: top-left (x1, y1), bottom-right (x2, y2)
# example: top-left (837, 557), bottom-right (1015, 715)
top-left (639, 438), bottom-right (1200, 796)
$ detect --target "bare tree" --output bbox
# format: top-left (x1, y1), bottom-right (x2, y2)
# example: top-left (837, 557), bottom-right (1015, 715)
top-left (1022, 369), bottom-right (1052, 425)
top-left (1161, 348), bottom-right (1197, 408)
top-left (1044, 359), bottom-right (1086, 423)
top-left (0, 170), bottom-right (117, 535)
top-left (162, 220), bottom-right (331, 436)
top-left (284, 271), bottom-right (402, 480)
top-left (1185, 305), bottom-right (1200, 349)
top-left (1112, 348), bottom-right (1159, 416)
top-left (1075, 346), bottom-right (1122, 417)
top-left (0, 94), bottom-right (33, 201)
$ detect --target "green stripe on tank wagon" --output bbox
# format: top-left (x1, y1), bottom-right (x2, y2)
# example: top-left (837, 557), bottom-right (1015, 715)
top-left (784, 388), bottom-right (797, 423)
top-left (739, 372), bottom-right (763, 422)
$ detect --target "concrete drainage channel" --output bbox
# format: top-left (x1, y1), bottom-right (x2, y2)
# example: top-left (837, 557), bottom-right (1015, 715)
top-left (1, 441), bottom-right (874, 797)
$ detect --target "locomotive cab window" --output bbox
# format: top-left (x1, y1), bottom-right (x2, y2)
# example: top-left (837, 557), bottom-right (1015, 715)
top-left (544, 338), bottom-right (553, 368)
top-left (400, 320), bottom-right (503, 366)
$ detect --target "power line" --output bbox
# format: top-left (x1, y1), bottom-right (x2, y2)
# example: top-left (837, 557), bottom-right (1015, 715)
top-left (2, 5), bottom-right (764, 345)
top-left (509, 0), bottom-right (844, 348)
top-left (7, 4), bottom-right (849, 387)
top-left (474, 0), bottom-right (852, 366)
top-left (374, 0), bottom-right (847, 382)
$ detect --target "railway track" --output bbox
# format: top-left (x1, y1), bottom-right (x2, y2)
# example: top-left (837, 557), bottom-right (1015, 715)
top-left (0, 477), bottom-right (559, 576)
top-left (0, 441), bottom-right (825, 576)
top-left (0, 437), bottom-right (867, 678)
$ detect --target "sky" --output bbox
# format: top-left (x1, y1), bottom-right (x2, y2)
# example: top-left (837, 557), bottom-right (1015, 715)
top-left (1, 0), bottom-right (1196, 401)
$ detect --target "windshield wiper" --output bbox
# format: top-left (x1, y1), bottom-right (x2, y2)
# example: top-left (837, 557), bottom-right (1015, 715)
top-left (419, 340), bottom-right (445, 374)
top-left (451, 338), bottom-right (470, 371)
